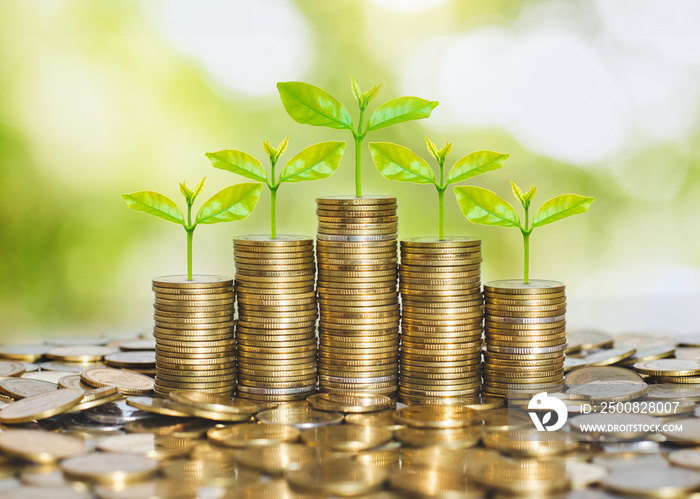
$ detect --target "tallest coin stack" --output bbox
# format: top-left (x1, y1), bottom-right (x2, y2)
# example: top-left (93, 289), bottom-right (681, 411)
top-left (316, 196), bottom-right (400, 398)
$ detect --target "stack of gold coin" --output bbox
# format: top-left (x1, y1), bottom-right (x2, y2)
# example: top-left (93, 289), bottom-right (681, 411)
top-left (482, 280), bottom-right (566, 398)
top-left (398, 237), bottom-right (483, 405)
top-left (234, 235), bottom-right (317, 402)
top-left (152, 276), bottom-right (236, 397)
top-left (316, 196), bottom-right (399, 397)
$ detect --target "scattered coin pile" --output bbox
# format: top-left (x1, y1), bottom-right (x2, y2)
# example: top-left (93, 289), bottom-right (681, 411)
top-left (0, 334), bottom-right (699, 498)
top-left (234, 235), bottom-right (317, 402)
top-left (398, 237), bottom-right (483, 405)
top-left (482, 279), bottom-right (566, 398)
top-left (152, 276), bottom-right (236, 397)
top-left (316, 196), bottom-right (399, 397)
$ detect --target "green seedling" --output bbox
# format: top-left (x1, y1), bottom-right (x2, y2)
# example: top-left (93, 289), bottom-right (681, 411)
top-left (277, 77), bottom-right (438, 198)
top-left (454, 182), bottom-right (594, 283)
top-left (122, 179), bottom-right (262, 280)
top-left (206, 138), bottom-right (346, 238)
top-left (369, 138), bottom-right (509, 240)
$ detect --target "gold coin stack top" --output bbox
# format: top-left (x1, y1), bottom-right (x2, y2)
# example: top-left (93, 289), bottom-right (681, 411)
top-left (152, 275), bottom-right (236, 397)
top-left (482, 279), bottom-right (566, 399)
top-left (316, 196), bottom-right (399, 398)
top-left (234, 235), bottom-right (317, 402)
top-left (398, 237), bottom-right (483, 405)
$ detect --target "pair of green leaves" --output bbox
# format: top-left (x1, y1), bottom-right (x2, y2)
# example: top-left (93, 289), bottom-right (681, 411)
top-left (277, 80), bottom-right (438, 137)
top-left (454, 182), bottom-right (594, 232)
top-left (122, 179), bottom-right (261, 228)
top-left (369, 140), bottom-right (509, 187)
top-left (206, 140), bottom-right (346, 187)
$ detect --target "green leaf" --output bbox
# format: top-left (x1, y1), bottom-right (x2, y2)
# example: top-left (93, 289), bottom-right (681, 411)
top-left (369, 142), bottom-right (436, 184)
top-left (362, 84), bottom-right (381, 106)
top-left (438, 141), bottom-right (452, 162)
top-left (351, 76), bottom-right (363, 105)
top-left (278, 141), bottom-right (346, 183)
top-left (446, 151), bottom-right (509, 185)
top-left (366, 96), bottom-right (438, 132)
top-left (122, 191), bottom-right (185, 225)
top-left (179, 182), bottom-right (194, 203)
top-left (524, 184), bottom-right (538, 204)
top-left (511, 180), bottom-right (525, 206)
top-left (426, 137), bottom-right (439, 162)
top-left (195, 183), bottom-right (262, 225)
top-left (263, 141), bottom-right (276, 162)
top-left (206, 150), bottom-right (269, 184)
top-left (277, 136), bottom-right (289, 159)
top-left (454, 186), bottom-right (521, 228)
top-left (277, 81), bottom-right (353, 130)
top-left (193, 177), bottom-right (205, 201)
top-left (532, 194), bottom-right (595, 228)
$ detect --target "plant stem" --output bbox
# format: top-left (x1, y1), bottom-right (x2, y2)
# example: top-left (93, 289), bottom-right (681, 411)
top-left (355, 107), bottom-right (365, 198)
top-left (186, 228), bottom-right (193, 281)
top-left (523, 205), bottom-right (530, 284)
top-left (523, 231), bottom-right (529, 284)
top-left (438, 188), bottom-right (445, 241)
top-left (438, 160), bottom-right (445, 241)
top-left (270, 187), bottom-right (277, 239)
top-left (186, 200), bottom-right (194, 280)
top-left (270, 159), bottom-right (277, 239)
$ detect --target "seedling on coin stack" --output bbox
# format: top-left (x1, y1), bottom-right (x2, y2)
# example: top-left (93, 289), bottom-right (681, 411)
top-left (454, 181), bottom-right (594, 399)
top-left (370, 138), bottom-right (509, 405)
top-left (123, 179), bottom-right (261, 396)
top-left (277, 77), bottom-right (438, 197)
top-left (277, 77), bottom-right (438, 397)
top-left (122, 178), bottom-right (262, 280)
top-left (370, 138), bottom-right (508, 240)
top-left (206, 137), bottom-right (346, 238)
top-left (206, 138), bottom-right (345, 402)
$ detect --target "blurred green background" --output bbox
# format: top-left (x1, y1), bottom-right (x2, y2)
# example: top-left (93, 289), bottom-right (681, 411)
top-left (2, 0), bottom-right (699, 339)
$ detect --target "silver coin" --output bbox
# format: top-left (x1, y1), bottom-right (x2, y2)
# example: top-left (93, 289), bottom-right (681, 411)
top-left (316, 234), bottom-right (397, 242)
top-left (84, 401), bottom-right (154, 425)
top-left (236, 385), bottom-right (316, 395)
top-left (486, 315), bottom-right (566, 324)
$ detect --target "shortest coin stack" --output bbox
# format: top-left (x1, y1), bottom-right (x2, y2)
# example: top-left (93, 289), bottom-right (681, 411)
top-left (152, 275), bottom-right (236, 397)
top-left (482, 280), bottom-right (566, 399)
top-left (234, 235), bottom-right (318, 402)
top-left (398, 237), bottom-right (483, 405)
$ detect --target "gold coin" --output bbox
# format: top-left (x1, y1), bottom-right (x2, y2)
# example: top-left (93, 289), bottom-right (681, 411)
top-left (0, 361), bottom-right (28, 377)
top-left (0, 345), bottom-right (50, 363)
top-left (152, 275), bottom-right (233, 289)
top-left (96, 433), bottom-right (192, 461)
top-left (285, 459), bottom-right (387, 496)
top-left (81, 368), bottom-right (154, 395)
top-left (486, 296), bottom-right (566, 306)
top-left (0, 429), bottom-right (87, 464)
top-left (466, 457), bottom-right (569, 495)
top-left (125, 396), bottom-right (190, 417)
top-left (60, 452), bottom-right (158, 486)
top-left (0, 378), bottom-right (57, 399)
top-left (208, 423), bottom-right (300, 448)
top-left (483, 320), bottom-right (566, 330)
top-left (393, 405), bottom-right (481, 428)
top-left (237, 443), bottom-right (316, 475)
top-left (483, 279), bottom-right (565, 294)
top-left (306, 393), bottom-right (392, 413)
top-left (104, 351), bottom-right (155, 368)
top-left (567, 329), bottom-right (614, 350)
top-left (153, 291), bottom-right (235, 301)
top-left (633, 359), bottom-right (700, 376)
top-left (0, 388), bottom-right (83, 423)
top-left (300, 425), bottom-right (392, 452)
top-left (394, 425), bottom-right (482, 447)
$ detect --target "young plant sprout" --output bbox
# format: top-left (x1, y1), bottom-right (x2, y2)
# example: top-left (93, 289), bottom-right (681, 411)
top-left (206, 138), bottom-right (346, 238)
top-left (369, 138), bottom-right (509, 240)
top-left (454, 182), bottom-right (594, 283)
top-left (277, 77), bottom-right (438, 198)
top-left (122, 179), bottom-right (261, 280)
